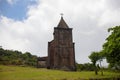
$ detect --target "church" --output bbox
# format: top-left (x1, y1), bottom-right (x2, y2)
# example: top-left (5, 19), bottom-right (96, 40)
top-left (37, 15), bottom-right (76, 71)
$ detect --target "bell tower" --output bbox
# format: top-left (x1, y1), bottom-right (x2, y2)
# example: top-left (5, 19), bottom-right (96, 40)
top-left (47, 15), bottom-right (76, 71)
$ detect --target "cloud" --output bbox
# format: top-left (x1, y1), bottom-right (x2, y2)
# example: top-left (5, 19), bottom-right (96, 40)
top-left (6, 0), bottom-right (17, 5)
top-left (98, 9), bottom-right (120, 28)
top-left (0, 0), bottom-right (120, 64)
top-left (105, 0), bottom-right (120, 10)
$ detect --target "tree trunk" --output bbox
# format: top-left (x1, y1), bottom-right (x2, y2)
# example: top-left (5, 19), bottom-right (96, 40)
top-left (94, 64), bottom-right (98, 75)
top-left (95, 67), bottom-right (98, 75)
top-left (100, 60), bottom-right (103, 76)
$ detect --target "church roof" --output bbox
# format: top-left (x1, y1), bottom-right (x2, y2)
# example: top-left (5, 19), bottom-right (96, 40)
top-left (57, 16), bottom-right (69, 28)
top-left (38, 57), bottom-right (48, 61)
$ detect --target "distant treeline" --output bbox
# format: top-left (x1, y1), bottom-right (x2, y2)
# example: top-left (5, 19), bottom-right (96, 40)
top-left (0, 48), bottom-right (38, 67)
top-left (76, 63), bottom-right (95, 71)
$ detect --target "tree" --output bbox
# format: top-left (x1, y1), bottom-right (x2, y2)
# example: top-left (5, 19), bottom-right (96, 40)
top-left (0, 48), bottom-right (38, 66)
top-left (89, 52), bottom-right (102, 75)
top-left (98, 51), bottom-right (104, 75)
top-left (102, 26), bottom-right (120, 70)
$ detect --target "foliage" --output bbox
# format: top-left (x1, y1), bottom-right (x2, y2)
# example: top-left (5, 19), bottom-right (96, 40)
top-left (102, 26), bottom-right (120, 70)
top-left (89, 52), bottom-right (100, 66)
top-left (89, 51), bottom-right (104, 75)
top-left (76, 63), bottom-right (94, 71)
top-left (0, 48), bottom-right (37, 66)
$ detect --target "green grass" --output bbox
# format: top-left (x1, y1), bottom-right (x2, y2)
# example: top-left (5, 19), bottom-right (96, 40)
top-left (0, 65), bottom-right (120, 80)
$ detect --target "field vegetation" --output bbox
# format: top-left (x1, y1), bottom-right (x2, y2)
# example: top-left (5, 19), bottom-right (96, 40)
top-left (0, 65), bottom-right (120, 80)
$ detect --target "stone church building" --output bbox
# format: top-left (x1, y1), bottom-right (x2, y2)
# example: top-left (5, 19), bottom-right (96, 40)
top-left (37, 16), bottom-right (76, 71)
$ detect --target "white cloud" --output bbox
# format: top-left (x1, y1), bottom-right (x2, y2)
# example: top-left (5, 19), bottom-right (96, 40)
top-left (7, 0), bottom-right (17, 5)
top-left (0, 0), bottom-right (120, 64)
top-left (98, 9), bottom-right (120, 27)
top-left (105, 0), bottom-right (120, 10)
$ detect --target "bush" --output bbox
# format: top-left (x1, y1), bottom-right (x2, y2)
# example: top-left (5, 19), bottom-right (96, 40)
top-left (76, 63), bottom-right (94, 71)
top-left (0, 48), bottom-right (38, 67)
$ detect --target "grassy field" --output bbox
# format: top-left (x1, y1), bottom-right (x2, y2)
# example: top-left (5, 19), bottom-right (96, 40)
top-left (0, 65), bottom-right (120, 80)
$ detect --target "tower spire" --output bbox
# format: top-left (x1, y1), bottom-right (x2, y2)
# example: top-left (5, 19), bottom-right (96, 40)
top-left (57, 13), bottom-right (69, 28)
top-left (60, 13), bottom-right (63, 17)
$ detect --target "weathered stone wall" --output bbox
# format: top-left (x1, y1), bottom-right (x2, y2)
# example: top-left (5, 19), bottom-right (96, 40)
top-left (37, 57), bottom-right (47, 68)
top-left (37, 61), bottom-right (46, 68)
top-left (47, 17), bottom-right (76, 71)
top-left (47, 28), bottom-right (76, 71)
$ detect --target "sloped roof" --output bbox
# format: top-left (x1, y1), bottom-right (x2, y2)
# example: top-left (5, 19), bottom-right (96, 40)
top-left (38, 57), bottom-right (48, 61)
top-left (57, 17), bottom-right (69, 28)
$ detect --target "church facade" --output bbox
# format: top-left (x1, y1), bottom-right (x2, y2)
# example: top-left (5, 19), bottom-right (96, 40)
top-left (47, 16), bottom-right (76, 71)
top-left (37, 16), bottom-right (76, 71)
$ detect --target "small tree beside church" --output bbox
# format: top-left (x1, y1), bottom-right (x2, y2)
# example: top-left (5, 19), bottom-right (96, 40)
top-left (89, 51), bottom-right (103, 75)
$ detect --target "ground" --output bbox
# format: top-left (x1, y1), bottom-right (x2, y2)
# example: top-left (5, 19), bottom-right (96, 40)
top-left (0, 65), bottom-right (120, 80)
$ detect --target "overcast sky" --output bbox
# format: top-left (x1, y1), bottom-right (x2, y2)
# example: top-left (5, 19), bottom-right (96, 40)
top-left (0, 0), bottom-right (120, 64)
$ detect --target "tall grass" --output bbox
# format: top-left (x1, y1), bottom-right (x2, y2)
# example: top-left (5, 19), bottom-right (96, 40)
top-left (0, 65), bottom-right (120, 80)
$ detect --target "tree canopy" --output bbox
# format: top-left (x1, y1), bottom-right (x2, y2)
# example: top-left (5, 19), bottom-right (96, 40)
top-left (102, 26), bottom-right (120, 69)
top-left (89, 51), bottom-right (102, 75)
top-left (89, 52), bottom-right (101, 66)
top-left (0, 47), bottom-right (37, 66)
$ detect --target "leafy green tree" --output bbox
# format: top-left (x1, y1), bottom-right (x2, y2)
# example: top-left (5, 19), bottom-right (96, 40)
top-left (102, 26), bottom-right (120, 70)
top-left (98, 51), bottom-right (104, 75)
top-left (0, 47), bottom-right (38, 66)
top-left (89, 52), bottom-right (103, 75)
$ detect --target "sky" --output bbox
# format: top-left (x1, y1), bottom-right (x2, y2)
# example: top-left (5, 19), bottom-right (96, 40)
top-left (0, 0), bottom-right (120, 64)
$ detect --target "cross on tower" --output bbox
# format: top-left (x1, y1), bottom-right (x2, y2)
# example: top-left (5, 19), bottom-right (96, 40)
top-left (60, 13), bottom-right (64, 17)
